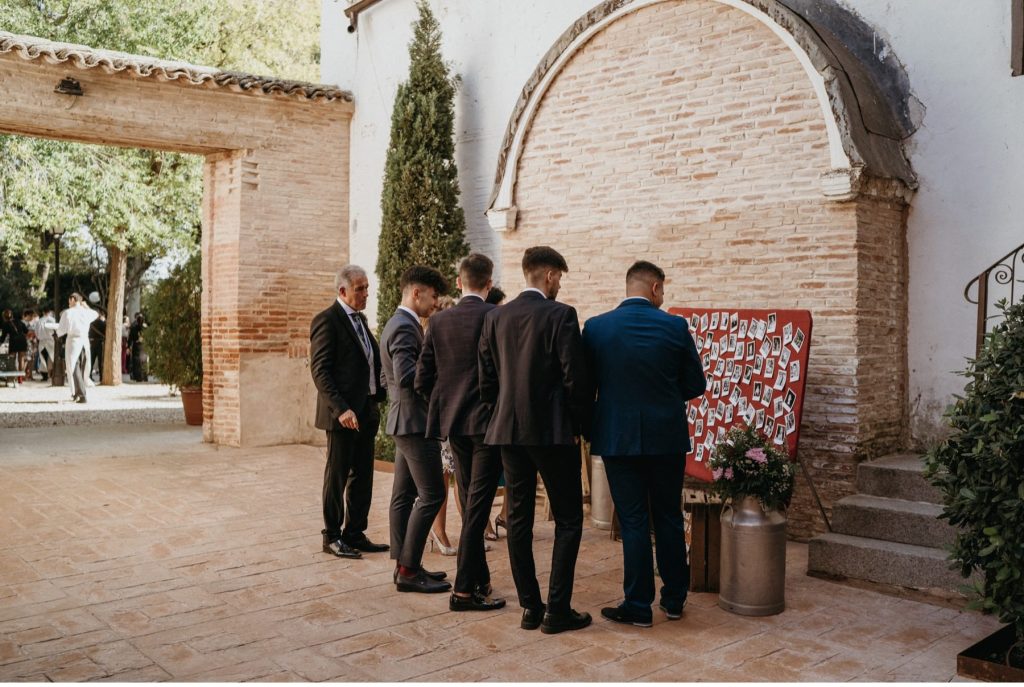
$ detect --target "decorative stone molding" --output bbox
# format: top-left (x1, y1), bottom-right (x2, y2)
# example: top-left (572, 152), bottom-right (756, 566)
top-left (821, 166), bottom-right (915, 204)
top-left (486, 206), bottom-right (518, 233)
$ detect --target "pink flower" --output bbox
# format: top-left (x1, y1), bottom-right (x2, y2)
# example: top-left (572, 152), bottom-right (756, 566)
top-left (724, 467), bottom-right (734, 480)
top-left (746, 448), bottom-right (767, 464)
top-left (712, 467), bottom-right (723, 480)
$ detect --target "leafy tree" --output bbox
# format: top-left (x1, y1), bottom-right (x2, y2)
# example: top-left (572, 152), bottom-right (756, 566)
top-left (376, 0), bottom-right (468, 320)
top-left (0, 0), bottom-right (321, 383)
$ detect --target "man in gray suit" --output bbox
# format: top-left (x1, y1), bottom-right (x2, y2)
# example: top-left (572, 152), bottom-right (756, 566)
top-left (382, 265), bottom-right (452, 594)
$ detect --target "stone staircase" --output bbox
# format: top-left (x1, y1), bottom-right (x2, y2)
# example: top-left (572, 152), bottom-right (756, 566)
top-left (808, 453), bottom-right (968, 594)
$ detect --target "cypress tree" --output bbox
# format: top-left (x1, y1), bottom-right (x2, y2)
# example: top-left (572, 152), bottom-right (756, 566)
top-left (376, 0), bottom-right (468, 321)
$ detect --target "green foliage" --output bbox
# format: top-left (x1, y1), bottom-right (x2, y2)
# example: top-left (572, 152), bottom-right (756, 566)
top-left (925, 299), bottom-right (1024, 643)
top-left (708, 424), bottom-right (796, 512)
top-left (375, 0), bottom-right (468, 320)
top-left (144, 252), bottom-right (201, 390)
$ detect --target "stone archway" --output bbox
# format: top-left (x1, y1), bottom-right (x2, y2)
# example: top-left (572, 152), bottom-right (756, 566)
top-left (0, 31), bottom-right (352, 447)
top-left (486, 0), bottom-right (917, 538)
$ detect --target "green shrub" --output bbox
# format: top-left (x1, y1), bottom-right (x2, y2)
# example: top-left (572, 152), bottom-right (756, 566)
top-left (926, 298), bottom-right (1024, 643)
top-left (146, 252), bottom-right (202, 390)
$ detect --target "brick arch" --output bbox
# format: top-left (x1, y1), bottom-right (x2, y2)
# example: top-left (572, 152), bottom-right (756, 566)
top-left (489, 0), bottom-right (914, 538)
top-left (0, 32), bottom-right (353, 447)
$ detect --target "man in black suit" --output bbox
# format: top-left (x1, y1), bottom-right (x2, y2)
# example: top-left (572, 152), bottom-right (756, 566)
top-left (415, 253), bottom-right (506, 612)
top-left (382, 265), bottom-right (452, 594)
top-left (478, 246), bottom-right (593, 634)
top-left (310, 264), bottom-right (390, 560)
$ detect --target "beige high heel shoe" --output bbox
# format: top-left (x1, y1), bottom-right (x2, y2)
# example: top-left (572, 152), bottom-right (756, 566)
top-left (428, 530), bottom-right (457, 556)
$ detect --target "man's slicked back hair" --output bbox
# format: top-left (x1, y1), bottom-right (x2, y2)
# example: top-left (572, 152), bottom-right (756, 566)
top-left (521, 246), bottom-right (568, 276)
top-left (400, 265), bottom-right (449, 296)
top-left (459, 253), bottom-right (494, 291)
top-left (335, 264), bottom-right (367, 291)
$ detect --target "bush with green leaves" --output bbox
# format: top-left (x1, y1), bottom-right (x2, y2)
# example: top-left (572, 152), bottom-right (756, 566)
top-left (145, 253), bottom-right (202, 390)
top-left (708, 424), bottom-right (796, 511)
top-left (926, 298), bottom-right (1024, 644)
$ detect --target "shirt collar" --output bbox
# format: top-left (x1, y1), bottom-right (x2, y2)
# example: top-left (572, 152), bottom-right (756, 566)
top-left (397, 305), bottom-right (420, 322)
top-left (460, 293), bottom-right (485, 302)
top-left (337, 298), bottom-right (359, 317)
top-left (522, 287), bottom-right (547, 298)
top-left (621, 296), bottom-right (651, 304)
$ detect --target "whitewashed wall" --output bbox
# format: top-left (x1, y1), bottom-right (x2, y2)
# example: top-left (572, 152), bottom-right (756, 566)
top-left (320, 0), bottom-right (1024, 443)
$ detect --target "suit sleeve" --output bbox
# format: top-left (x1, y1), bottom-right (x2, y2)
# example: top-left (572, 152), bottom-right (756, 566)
top-left (389, 322), bottom-right (420, 389)
top-left (678, 320), bottom-right (707, 402)
top-left (559, 307), bottom-right (593, 437)
top-left (414, 325), bottom-right (437, 400)
top-left (309, 313), bottom-right (350, 418)
top-left (478, 315), bottom-right (498, 405)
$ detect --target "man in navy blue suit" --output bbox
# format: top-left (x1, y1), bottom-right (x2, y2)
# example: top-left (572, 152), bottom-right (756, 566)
top-left (582, 261), bottom-right (706, 627)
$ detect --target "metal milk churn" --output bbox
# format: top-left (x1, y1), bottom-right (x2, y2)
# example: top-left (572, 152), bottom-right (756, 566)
top-left (718, 494), bottom-right (787, 616)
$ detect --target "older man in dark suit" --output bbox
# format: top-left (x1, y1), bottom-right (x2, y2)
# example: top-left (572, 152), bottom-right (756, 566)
top-left (415, 253), bottom-right (505, 612)
top-left (478, 246), bottom-right (593, 634)
top-left (309, 264), bottom-right (389, 560)
top-left (582, 261), bottom-right (706, 627)
top-left (382, 265), bottom-right (452, 594)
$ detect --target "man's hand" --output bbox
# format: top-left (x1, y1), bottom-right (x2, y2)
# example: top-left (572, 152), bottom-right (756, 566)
top-left (337, 410), bottom-right (360, 430)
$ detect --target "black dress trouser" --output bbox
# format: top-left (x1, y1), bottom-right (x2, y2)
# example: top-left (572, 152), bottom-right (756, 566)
top-left (448, 435), bottom-right (503, 594)
top-left (501, 444), bottom-right (583, 615)
top-left (322, 402), bottom-right (379, 542)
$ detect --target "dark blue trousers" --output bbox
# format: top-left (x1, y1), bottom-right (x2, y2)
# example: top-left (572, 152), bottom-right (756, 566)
top-left (602, 454), bottom-right (689, 614)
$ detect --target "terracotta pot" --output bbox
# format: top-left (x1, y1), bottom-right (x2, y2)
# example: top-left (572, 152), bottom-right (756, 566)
top-left (180, 386), bottom-right (203, 426)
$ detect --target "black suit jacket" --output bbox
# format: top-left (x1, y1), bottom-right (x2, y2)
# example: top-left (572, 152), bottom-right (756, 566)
top-left (478, 290), bottom-right (592, 446)
top-left (309, 301), bottom-right (385, 431)
top-left (415, 296), bottom-right (495, 439)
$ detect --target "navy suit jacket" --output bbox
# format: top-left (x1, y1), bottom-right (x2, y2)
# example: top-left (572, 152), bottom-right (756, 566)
top-left (582, 298), bottom-right (706, 457)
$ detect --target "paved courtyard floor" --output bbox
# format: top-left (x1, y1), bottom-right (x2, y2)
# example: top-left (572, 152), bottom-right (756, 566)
top-left (0, 424), bottom-right (1001, 681)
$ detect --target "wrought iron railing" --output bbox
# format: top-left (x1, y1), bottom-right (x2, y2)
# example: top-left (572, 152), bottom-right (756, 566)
top-left (964, 241), bottom-right (1024, 356)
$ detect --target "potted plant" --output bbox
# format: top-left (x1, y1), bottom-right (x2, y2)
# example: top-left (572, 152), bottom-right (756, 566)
top-left (926, 298), bottom-right (1024, 680)
top-left (708, 424), bottom-right (796, 616)
top-left (145, 252), bottom-right (203, 426)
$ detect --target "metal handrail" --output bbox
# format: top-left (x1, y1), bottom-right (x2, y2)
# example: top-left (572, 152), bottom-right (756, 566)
top-left (964, 242), bottom-right (1024, 357)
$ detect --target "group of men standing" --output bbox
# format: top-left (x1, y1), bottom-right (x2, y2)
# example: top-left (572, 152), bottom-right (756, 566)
top-left (309, 246), bottom-right (706, 634)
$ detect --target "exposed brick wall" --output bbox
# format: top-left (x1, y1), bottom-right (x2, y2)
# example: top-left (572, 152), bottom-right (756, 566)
top-left (0, 55), bottom-right (352, 447)
top-left (502, 0), bottom-right (909, 538)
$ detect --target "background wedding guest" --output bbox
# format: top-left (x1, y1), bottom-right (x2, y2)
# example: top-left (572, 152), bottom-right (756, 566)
top-left (33, 307), bottom-right (56, 381)
top-left (424, 295), bottom-right (459, 557)
top-left (0, 308), bottom-right (30, 377)
top-left (482, 285), bottom-right (506, 542)
top-left (582, 260), bottom-right (706, 627)
top-left (52, 293), bottom-right (97, 403)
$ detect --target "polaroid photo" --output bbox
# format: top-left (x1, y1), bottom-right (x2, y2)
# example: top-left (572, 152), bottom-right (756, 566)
top-left (753, 381), bottom-right (763, 399)
top-left (754, 319), bottom-right (767, 340)
top-left (761, 386), bottom-right (773, 406)
top-left (731, 366), bottom-right (742, 384)
top-left (742, 364), bottom-right (753, 384)
top-left (739, 395), bottom-right (748, 414)
top-left (793, 328), bottom-right (806, 353)
top-left (764, 416), bottom-right (775, 437)
top-left (699, 396), bottom-right (709, 416)
top-left (730, 387), bottom-right (741, 405)
top-left (705, 333), bottom-right (714, 351)
top-left (765, 358), bottom-right (776, 379)
top-left (759, 339), bottom-right (772, 358)
top-left (710, 312), bottom-right (720, 330)
top-left (712, 341), bottom-right (720, 359)
top-left (779, 347), bottom-right (791, 367)
top-left (728, 334), bottom-right (737, 352)
top-left (725, 360), bottom-right (735, 377)
top-left (755, 408), bottom-right (765, 428)
top-left (714, 359), bottom-right (725, 378)
top-left (783, 322), bottom-right (793, 345)
top-left (746, 341), bottom-right (755, 358)
top-left (719, 312), bottom-right (729, 330)
top-left (771, 336), bottom-right (782, 356)
top-left (702, 353), bottom-right (711, 371)
top-left (696, 335), bottom-right (704, 350)
top-left (717, 426), bottom-right (726, 442)
top-left (767, 312), bottom-right (777, 333)
top-left (774, 371), bottom-right (787, 391)
top-left (695, 419), bottom-right (704, 436)
top-left (716, 401), bottom-right (726, 421)
top-left (786, 412), bottom-right (796, 435)
top-left (783, 388), bottom-right (797, 410)
top-left (744, 406), bottom-right (756, 424)
top-left (700, 313), bottom-right (709, 331)
top-left (738, 319), bottom-right (748, 339)
top-left (774, 425), bottom-right (786, 446)
top-left (724, 405), bottom-right (734, 423)
top-left (722, 380), bottom-right (731, 397)
top-left (707, 412), bottom-right (715, 428)
top-left (691, 314), bottom-right (701, 331)
top-left (789, 360), bottom-right (800, 382)
top-left (688, 405), bottom-right (698, 423)
top-left (712, 380), bottom-right (721, 398)
top-left (730, 313), bottom-right (739, 330)
top-left (773, 397), bottom-right (784, 418)
top-left (753, 355), bottom-right (764, 376)
top-left (695, 444), bottom-right (705, 463)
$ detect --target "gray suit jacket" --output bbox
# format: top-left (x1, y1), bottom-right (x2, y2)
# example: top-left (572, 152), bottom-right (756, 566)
top-left (381, 308), bottom-right (427, 436)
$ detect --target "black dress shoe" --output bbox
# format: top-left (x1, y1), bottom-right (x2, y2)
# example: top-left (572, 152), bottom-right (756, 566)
top-left (521, 605), bottom-right (546, 630)
top-left (393, 567), bottom-right (447, 584)
top-left (342, 535), bottom-right (389, 553)
top-left (601, 605), bottom-right (653, 628)
top-left (449, 593), bottom-right (507, 612)
top-left (541, 609), bottom-right (592, 634)
top-left (323, 539), bottom-right (362, 559)
top-left (396, 570), bottom-right (452, 594)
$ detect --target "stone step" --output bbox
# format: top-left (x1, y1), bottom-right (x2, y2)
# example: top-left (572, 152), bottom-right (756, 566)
top-left (808, 532), bottom-right (966, 592)
top-left (856, 453), bottom-right (942, 504)
top-left (831, 494), bottom-right (953, 548)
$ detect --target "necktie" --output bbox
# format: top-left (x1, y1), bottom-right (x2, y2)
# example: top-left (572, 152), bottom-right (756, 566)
top-left (351, 312), bottom-right (372, 357)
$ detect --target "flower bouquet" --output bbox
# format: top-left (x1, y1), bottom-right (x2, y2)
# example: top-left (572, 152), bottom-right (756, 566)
top-left (708, 424), bottom-right (796, 511)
